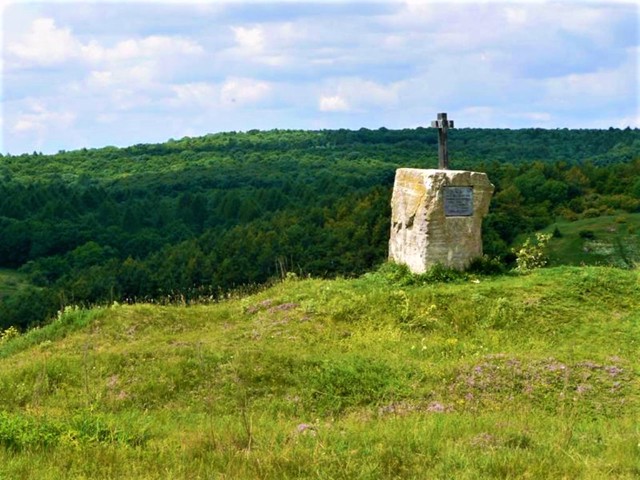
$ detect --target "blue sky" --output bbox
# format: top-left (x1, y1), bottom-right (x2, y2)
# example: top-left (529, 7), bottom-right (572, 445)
top-left (2, 0), bottom-right (638, 154)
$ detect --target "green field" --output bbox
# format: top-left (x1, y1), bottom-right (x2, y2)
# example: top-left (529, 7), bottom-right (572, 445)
top-left (544, 213), bottom-right (640, 268)
top-left (0, 266), bottom-right (638, 479)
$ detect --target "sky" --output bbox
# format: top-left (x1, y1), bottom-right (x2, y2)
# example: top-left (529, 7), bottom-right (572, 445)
top-left (1, 0), bottom-right (638, 154)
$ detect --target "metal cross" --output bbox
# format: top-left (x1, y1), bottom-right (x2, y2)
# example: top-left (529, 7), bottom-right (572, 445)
top-left (430, 112), bottom-right (454, 169)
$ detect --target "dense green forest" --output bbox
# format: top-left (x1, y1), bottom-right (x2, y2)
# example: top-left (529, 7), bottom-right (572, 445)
top-left (1, 127), bottom-right (639, 329)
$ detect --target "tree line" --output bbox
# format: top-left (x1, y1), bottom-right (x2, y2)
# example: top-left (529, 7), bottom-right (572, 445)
top-left (1, 127), bottom-right (638, 329)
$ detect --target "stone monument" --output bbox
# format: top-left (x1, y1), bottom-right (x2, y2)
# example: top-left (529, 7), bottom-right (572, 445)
top-left (389, 113), bottom-right (494, 273)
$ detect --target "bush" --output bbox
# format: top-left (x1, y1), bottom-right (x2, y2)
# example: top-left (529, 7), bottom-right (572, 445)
top-left (579, 230), bottom-right (596, 240)
top-left (0, 287), bottom-right (60, 330)
top-left (418, 263), bottom-right (467, 283)
top-left (466, 255), bottom-right (506, 275)
top-left (582, 208), bottom-right (601, 218)
top-left (0, 326), bottom-right (20, 344)
top-left (513, 233), bottom-right (551, 273)
top-left (370, 262), bottom-right (414, 285)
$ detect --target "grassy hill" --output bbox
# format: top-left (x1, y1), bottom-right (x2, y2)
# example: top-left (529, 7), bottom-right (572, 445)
top-left (0, 266), bottom-right (638, 479)
top-left (544, 213), bottom-right (640, 268)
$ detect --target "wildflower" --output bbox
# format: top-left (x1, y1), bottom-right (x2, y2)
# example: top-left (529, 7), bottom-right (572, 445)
top-left (605, 365), bottom-right (623, 377)
top-left (426, 402), bottom-right (449, 413)
top-left (296, 423), bottom-right (317, 436)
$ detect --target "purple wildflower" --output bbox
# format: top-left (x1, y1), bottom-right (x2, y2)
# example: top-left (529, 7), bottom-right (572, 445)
top-left (605, 365), bottom-right (623, 377)
top-left (296, 423), bottom-right (317, 436)
top-left (426, 402), bottom-right (448, 413)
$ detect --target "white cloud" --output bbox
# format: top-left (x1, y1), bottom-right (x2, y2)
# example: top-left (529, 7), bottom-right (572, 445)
top-left (82, 35), bottom-right (203, 63)
top-left (227, 23), bottom-right (299, 67)
top-left (7, 17), bottom-right (204, 69)
top-left (87, 62), bottom-right (156, 88)
top-left (2, 2), bottom-right (637, 154)
top-left (319, 78), bottom-right (400, 113)
top-left (7, 18), bottom-right (80, 66)
top-left (319, 95), bottom-right (349, 112)
top-left (546, 70), bottom-right (621, 100)
top-left (232, 26), bottom-right (265, 54)
top-left (109, 89), bottom-right (153, 112)
top-left (387, 0), bottom-right (436, 28)
top-left (556, 5), bottom-right (613, 37)
top-left (87, 70), bottom-right (114, 88)
top-left (220, 77), bottom-right (272, 106)
top-left (171, 82), bottom-right (218, 108)
top-left (616, 114), bottom-right (640, 129)
top-left (12, 100), bottom-right (76, 136)
top-left (543, 49), bottom-right (637, 107)
top-left (505, 7), bottom-right (528, 26)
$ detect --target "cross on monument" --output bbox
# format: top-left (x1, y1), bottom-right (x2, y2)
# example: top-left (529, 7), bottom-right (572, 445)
top-left (430, 112), bottom-right (454, 169)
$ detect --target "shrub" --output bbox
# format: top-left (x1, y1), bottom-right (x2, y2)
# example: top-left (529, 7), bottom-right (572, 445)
top-left (513, 233), bottom-right (551, 273)
top-left (418, 264), bottom-right (468, 283)
top-left (370, 262), bottom-right (414, 285)
top-left (557, 207), bottom-right (579, 221)
top-left (582, 208), bottom-right (600, 218)
top-left (466, 255), bottom-right (506, 275)
top-left (0, 326), bottom-right (19, 344)
top-left (579, 230), bottom-right (596, 240)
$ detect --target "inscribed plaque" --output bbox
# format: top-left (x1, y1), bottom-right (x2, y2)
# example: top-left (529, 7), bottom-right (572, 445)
top-left (444, 187), bottom-right (473, 216)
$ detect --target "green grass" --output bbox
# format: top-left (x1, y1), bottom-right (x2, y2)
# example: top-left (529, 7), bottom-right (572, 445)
top-left (0, 269), bottom-right (29, 300)
top-left (544, 213), bottom-right (640, 268)
top-left (0, 266), bottom-right (638, 479)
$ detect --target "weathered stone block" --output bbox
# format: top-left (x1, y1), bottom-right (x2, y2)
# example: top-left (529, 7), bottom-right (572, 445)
top-left (388, 168), bottom-right (494, 273)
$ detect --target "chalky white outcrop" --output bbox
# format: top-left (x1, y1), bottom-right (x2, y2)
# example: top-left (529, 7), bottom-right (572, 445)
top-left (389, 168), bottom-right (494, 273)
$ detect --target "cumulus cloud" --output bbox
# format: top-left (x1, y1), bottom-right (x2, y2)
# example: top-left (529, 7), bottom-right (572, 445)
top-left (543, 66), bottom-right (636, 114)
top-left (7, 17), bottom-right (204, 69)
top-left (220, 77), bottom-right (272, 106)
top-left (319, 95), bottom-right (349, 112)
top-left (386, 0), bottom-right (436, 28)
top-left (169, 78), bottom-right (273, 109)
top-left (82, 36), bottom-right (203, 64)
top-left (226, 22), bottom-right (298, 67)
top-left (12, 100), bottom-right (75, 133)
top-left (7, 18), bottom-right (80, 66)
top-left (2, 2), bottom-right (637, 154)
top-left (171, 82), bottom-right (219, 108)
top-left (232, 26), bottom-right (265, 54)
top-left (319, 78), bottom-right (399, 113)
top-left (87, 62), bottom-right (156, 88)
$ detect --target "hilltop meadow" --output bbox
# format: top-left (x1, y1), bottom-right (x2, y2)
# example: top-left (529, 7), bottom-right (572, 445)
top-left (0, 265), bottom-right (638, 478)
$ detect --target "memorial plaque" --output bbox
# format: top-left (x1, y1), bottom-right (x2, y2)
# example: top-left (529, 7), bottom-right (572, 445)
top-left (444, 187), bottom-right (473, 216)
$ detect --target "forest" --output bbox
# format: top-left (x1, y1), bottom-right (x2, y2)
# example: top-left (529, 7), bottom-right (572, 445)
top-left (1, 127), bottom-right (639, 329)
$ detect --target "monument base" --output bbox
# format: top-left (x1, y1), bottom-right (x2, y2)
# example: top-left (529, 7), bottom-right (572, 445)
top-left (389, 168), bottom-right (494, 273)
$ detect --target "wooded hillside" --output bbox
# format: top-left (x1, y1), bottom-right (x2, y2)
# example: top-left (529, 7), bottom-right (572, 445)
top-left (1, 127), bottom-right (639, 328)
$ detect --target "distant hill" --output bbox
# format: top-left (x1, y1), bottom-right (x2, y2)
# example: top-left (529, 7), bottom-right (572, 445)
top-left (544, 213), bottom-right (640, 268)
top-left (0, 266), bottom-right (638, 478)
top-left (0, 127), bottom-right (639, 329)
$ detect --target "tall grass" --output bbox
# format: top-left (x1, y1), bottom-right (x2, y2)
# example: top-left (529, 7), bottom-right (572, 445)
top-left (0, 266), bottom-right (638, 478)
